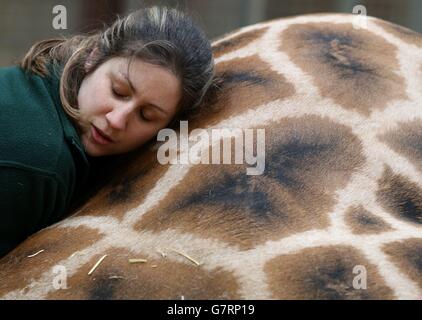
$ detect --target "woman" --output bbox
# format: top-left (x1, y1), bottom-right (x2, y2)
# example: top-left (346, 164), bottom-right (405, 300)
top-left (0, 6), bottom-right (215, 257)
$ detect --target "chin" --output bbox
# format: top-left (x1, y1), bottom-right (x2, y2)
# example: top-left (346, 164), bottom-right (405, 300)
top-left (85, 149), bottom-right (105, 157)
top-left (83, 145), bottom-right (104, 157)
top-left (80, 135), bottom-right (107, 157)
top-left (85, 144), bottom-right (125, 157)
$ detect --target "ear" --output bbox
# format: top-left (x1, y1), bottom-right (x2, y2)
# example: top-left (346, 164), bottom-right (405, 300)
top-left (84, 47), bottom-right (99, 73)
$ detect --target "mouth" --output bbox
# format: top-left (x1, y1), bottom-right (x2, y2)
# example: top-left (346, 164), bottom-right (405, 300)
top-left (91, 125), bottom-right (114, 145)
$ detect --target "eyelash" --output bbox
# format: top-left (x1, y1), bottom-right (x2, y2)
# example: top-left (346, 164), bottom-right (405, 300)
top-left (111, 87), bottom-right (127, 99)
top-left (111, 86), bottom-right (150, 122)
top-left (140, 110), bottom-right (150, 122)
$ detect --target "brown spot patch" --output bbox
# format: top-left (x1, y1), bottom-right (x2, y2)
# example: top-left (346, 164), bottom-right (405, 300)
top-left (189, 54), bottom-right (295, 128)
top-left (282, 22), bottom-right (407, 115)
top-left (379, 120), bottom-right (422, 174)
top-left (375, 19), bottom-right (422, 47)
top-left (74, 144), bottom-right (168, 221)
top-left (135, 116), bottom-right (364, 250)
top-left (0, 226), bottom-right (103, 297)
top-left (345, 205), bottom-right (393, 235)
top-left (46, 248), bottom-right (240, 299)
top-left (212, 27), bottom-right (268, 59)
top-left (382, 238), bottom-right (422, 289)
top-left (377, 166), bottom-right (422, 225)
top-left (265, 246), bottom-right (395, 299)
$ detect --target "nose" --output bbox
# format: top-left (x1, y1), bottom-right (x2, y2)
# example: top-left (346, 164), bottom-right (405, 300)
top-left (105, 102), bottom-right (133, 131)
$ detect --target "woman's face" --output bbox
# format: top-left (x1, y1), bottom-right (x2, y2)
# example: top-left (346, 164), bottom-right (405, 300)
top-left (76, 57), bottom-right (182, 157)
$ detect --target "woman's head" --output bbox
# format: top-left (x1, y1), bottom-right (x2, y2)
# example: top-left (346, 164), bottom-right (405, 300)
top-left (77, 56), bottom-right (182, 157)
top-left (20, 6), bottom-right (215, 157)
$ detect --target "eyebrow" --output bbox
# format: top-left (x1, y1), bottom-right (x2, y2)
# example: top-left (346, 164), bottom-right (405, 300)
top-left (118, 71), bottom-right (169, 116)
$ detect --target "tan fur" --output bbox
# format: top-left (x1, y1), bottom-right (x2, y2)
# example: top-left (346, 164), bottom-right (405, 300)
top-left (189, 54), bottom-right (296, 128)
top-left (213, 27), bottom-right (269, 58)
top-left (265, 246), bottom-right (395, 299)
top-left (136, 115), bottom-right (364, 250)
top-left (0, 226), bottom-right (103, 295)
top-left (382, 239), bottom-right (422, 289)
top-left (45, 247), bottom-right (241, 299)
top-left (282, 22), bottom-right (407, 115)
top-left (377, 166), bottom-right (422, 225)
top-left (345, 205), bottom-right (394, 235)
top-left (76, 146), bottom-right (169, 221)
top-left (375, 19), bottom-right (422, 47)
top-left (379, 120), bottom-right (422, 174)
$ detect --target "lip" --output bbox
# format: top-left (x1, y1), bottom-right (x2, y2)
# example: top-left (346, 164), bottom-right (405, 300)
top-left (91, 125), bottom-right (113, 145)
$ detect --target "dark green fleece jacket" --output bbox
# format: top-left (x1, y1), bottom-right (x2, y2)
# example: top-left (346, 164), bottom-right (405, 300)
top-left (0, 63), bottom-right (90, 257)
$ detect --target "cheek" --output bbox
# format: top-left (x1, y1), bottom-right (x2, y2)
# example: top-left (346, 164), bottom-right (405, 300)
top-left (78, 81), bottom-right (93, 111)
top-left (79, 84), bottom-right (108, 114)
top-left (78, 77), bottom-right (107, 111)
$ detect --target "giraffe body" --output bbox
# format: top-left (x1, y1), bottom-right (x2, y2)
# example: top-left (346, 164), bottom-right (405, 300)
top-left (1, 13), bottom-right (421, 300)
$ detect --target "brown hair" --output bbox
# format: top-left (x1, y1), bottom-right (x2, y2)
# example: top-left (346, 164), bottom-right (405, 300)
top-left (20, 6), bottom-right (215, 123)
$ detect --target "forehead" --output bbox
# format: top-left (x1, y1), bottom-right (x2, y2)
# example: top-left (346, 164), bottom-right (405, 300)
top-left (107, 57), bottom-right (182, 110)
top-left (109, 57), bottom-right (177, 83)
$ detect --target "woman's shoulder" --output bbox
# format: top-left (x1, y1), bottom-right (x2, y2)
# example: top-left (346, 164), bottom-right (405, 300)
top-left (0, 61), bottom-right (63, 89)
top-left (0, 64), bottom-right (74, 179)
top-left (0, 127), bottom-right (74, 182)
top-left (0, 65), bottom-right (27, 88)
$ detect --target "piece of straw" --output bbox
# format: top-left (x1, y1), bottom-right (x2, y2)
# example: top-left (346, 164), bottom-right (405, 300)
top-left (170, 248), bottom-right (201, 266)
top-left (88, 254), bottom-right (107, 275)
top-left (27, 250), bottom-right (44, 258)
top-left (69, 251), bottom-right (79, 259)
top-left (128, 258), bottom-right (147, 264)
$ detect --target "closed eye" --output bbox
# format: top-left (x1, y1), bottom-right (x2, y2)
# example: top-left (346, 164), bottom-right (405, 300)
top-left (111, 82), bottom-right (154, 122)
top-left (140, 110), bottom-right (150, 122)
top-left (111, 86), bottom-right (129, 99)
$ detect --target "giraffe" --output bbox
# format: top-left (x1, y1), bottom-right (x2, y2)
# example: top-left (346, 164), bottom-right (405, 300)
top-left (0, 12), bottom-right (421, 300)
